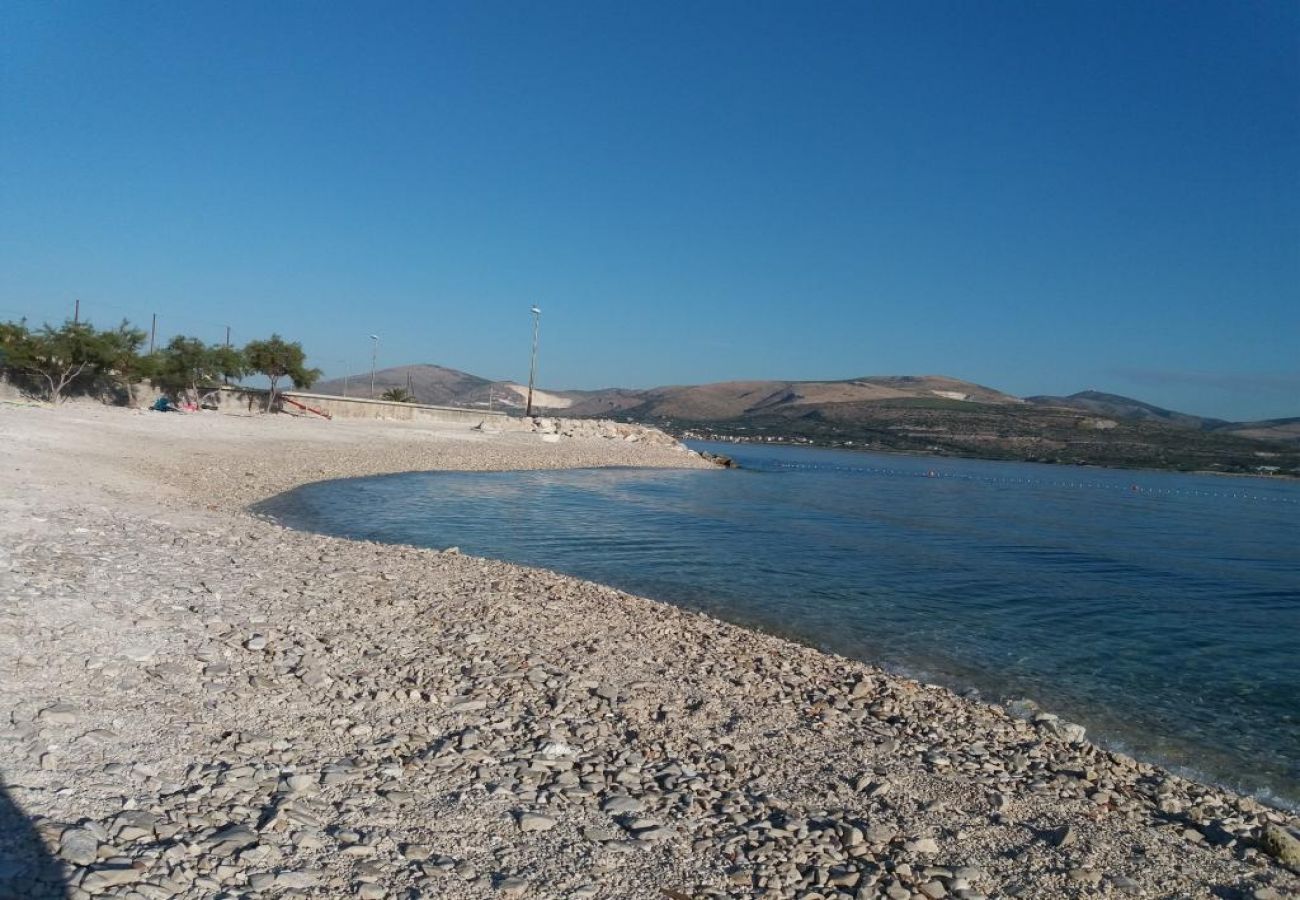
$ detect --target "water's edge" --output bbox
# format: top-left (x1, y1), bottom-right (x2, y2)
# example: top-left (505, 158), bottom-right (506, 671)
top-left (250, 463), bottom-right (1299, 813)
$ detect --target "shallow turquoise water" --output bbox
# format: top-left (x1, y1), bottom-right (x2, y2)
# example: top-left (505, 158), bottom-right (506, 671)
top-left (258, 442), bottom-right (1300, 807)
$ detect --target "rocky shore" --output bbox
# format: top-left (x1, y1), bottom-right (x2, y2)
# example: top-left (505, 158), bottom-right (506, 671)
top-left (1, 403), bottom-right (1297, 899)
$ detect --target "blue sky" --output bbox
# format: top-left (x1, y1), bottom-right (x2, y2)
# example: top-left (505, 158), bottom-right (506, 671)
top-left (2, 1), bottom-right (1296, 420)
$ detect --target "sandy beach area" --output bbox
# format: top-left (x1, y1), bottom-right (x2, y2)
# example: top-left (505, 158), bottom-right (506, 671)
top-left (1, 402), bottom-right (1296, 900)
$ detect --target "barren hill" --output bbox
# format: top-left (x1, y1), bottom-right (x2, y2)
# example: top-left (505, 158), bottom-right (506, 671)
top-left (1024, 390), bottom-right (1227, 430)
top-left (308, 365), bottom-right (1299, 474)
top-left (565, 375), bottom-right (1020, 420)
top-left (314, 364), bottom-right (498, 408)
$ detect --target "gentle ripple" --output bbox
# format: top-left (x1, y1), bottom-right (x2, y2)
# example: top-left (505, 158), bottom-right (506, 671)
top-left (257, 441), bottom-right (1300, 808)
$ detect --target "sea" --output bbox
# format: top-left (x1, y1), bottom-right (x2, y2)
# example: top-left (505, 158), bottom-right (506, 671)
top-left (256, 441), bottom-right (1300, 808)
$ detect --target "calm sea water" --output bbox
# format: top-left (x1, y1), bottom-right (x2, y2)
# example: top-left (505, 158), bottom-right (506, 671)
top-left (257, 442), bottom-right (1300, 807)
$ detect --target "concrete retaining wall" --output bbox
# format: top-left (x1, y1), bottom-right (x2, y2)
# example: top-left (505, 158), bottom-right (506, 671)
top-left (205, 386), bottom-right (507, 426)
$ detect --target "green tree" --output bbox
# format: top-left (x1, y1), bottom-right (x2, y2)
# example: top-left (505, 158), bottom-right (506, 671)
top-left (0, 319), bottom-right (34, 375)
top-left (380, 387), bottom-right (416, 403)
top-left (243, 334), bottom-right (321, 412)
top-left (210, 344), bottom-right (249, 384)
top-left (153, 336), bottom-right (225, 400)
top-left (97, 320), bottom-right (150, 402)
top-left (1, 319), bottom-right (133, 403)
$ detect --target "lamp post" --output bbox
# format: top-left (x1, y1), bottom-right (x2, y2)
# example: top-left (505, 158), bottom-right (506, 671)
top-left (525, 306), bottom-right (541, 417)
top-left (369, 334), bottom-right (379, 399)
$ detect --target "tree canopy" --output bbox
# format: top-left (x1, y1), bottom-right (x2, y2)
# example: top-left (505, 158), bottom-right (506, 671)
top-left (152, 336), bottom-right (249, 399)
top-left (1, 315), bottom-right (318, 413)
top-left (0, 318), bottom-right (146, 402)
top-left (243, 334), bottom-right (321, 411)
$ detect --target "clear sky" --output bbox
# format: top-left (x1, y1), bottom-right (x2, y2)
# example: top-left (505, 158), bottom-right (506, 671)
top-left (2, 2), bottom-right (1297, 420)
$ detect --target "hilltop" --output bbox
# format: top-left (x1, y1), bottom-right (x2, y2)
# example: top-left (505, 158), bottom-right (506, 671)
top-left (310, 365), bottom-right (1300, 475)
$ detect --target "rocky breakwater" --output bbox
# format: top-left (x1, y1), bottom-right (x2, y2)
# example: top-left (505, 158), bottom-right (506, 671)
top-left (3, 499), bottom-right (1299, 900)
top-left (500, 416), bottom-right (685, 449)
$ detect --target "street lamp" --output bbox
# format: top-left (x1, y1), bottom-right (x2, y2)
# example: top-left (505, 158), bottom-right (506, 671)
top-left (525, 306), bottom-right (541, 417)
top-left (369, 334), bottom-right (379, 399)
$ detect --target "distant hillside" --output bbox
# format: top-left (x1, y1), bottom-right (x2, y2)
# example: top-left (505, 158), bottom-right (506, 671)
top-left (1218, 417), bottom-right (1300, 446)
top-left (310, 364), bottom-right (1299, 474)
top-left (312, 364), bottom-right (631, 413)
top-left (567, 375), bottom-right (1021, 421)
top-left (314, 364), bottom-right (498, 408)
top-left (1025, 390), bottom-right (1227, 430)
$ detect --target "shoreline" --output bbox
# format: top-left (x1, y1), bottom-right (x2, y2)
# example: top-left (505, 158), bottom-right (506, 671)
top-left (680, 435), bottom-right (1300, 483)
top-left (258, 473), bottom-right (1300, 819)
top-left (2, 403), bottom-right (1298, 899)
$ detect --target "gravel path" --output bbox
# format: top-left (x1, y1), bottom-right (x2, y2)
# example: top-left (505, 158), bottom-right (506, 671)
top-left (1, 403), bottom-right (1297, 900)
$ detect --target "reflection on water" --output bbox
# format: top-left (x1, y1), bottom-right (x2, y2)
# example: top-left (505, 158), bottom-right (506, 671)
top-left (258, 442), bottom-right (1300, 808)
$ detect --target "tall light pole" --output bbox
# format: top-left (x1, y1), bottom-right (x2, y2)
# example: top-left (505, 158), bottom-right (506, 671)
top-left (369, 334), bottom-right (379, 399)
top-left (525, 306), bottom-right (541, 417)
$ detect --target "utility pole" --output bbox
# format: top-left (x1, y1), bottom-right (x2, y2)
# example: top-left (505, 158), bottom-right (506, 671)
top-left (149, 313), bottom-right (157, 354)
top-left (225, 325), bottom-right (231, 347)
top-left (73, 298), bottom-right (80, 325)
top-left (369, 334), bottom-right (379, 399)
top-left (525, 306), bottom-right (541, 417)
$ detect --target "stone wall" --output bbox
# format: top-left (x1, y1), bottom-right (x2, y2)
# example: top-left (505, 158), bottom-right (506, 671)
top-left (203, 386), bottom-right (506, 426)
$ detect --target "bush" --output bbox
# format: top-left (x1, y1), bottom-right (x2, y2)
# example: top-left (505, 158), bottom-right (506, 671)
top-left (380, 387), bottom-right (416, 403)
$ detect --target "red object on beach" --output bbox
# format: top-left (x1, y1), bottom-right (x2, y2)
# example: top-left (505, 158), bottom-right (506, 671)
top-left (279, 395), bottom-right (333, 420)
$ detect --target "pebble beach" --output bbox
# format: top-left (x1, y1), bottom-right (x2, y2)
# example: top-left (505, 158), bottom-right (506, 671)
top-left (1, 403), bottom-right (1297, 900)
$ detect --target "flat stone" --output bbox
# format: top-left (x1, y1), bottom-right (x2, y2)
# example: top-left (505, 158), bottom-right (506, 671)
top-left (601, 795), bottom-right (642, 815)
top-left (906, 837), bottom-right (940, 855)
top-left (631, 826), bottom-right (672, 841)
top-left (207, 823), bottom-right (259, 856)
top-left (113, 810), bottom-right (157, 841)
top-left (518, 812), bottom-right (557, 832)
top-left (276, 871), bottom-right (322, 888)
top-left (1068, 868), bottom-right (1104, 886)
top-left (58, 828), bottom-right (100, 866)
top-left (283, 773), bottom-right (317, 793)
top-left (582, 826), bottom-right (621, 843)
top-left (448, 698), bottom-right (486, 713)
top-left (1110, 875), bottom-right (1142, 895)
top-left (80, 865), bottom-right (143, 891)
top-left (498, 876), bottom-right (528, 895)
top-left (1049, 824), bottom-right (1077, 848)
top-left (37, 703), bottom-right (78, 725)
top-left (865, 825), bottom-right (897, 845)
